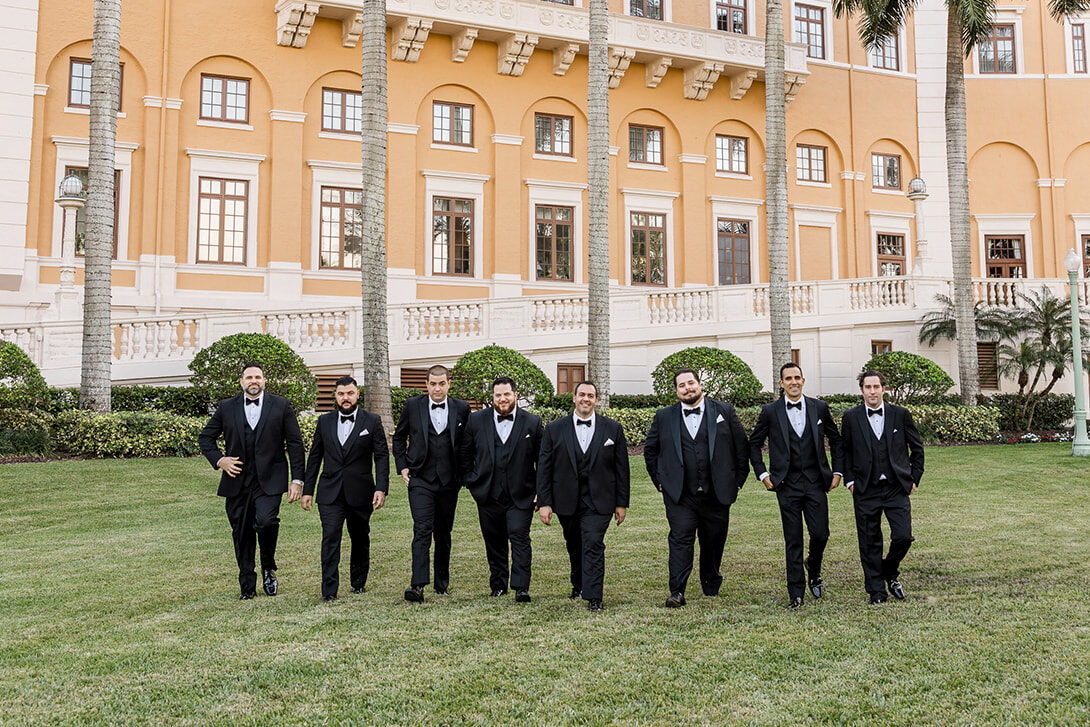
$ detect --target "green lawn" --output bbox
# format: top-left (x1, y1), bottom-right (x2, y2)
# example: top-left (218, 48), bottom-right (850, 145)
top-left (2, 444), bottom-right (1089, 726)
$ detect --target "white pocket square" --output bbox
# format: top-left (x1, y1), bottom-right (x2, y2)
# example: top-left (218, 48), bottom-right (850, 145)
top-left (817, 419), bottom-right (822, 425)
top-left (716, 414), bottom-right (724, 423)
top-left (604, 438), bottom-right (615, 446)
top-left (458, 422), bottom-right (463, 427)
top-left (359, 429), bottom-right (369, 436)
top-left (524, 433), bottom-right (531, 438)
top-left (893, 428), bottom-right (899, 433)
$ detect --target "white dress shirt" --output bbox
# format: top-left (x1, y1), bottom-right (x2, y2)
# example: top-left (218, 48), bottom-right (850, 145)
top-left (785, 395), bottom-right (806, 437)
top-left (244, 393), bottom-right (263, 430)
top-left (848, 404), bottom-right (887, 490)
top-left (681, 396), bottom-right (705, 440)
top-left (573, 412), bottom-right (595, 453)
top-left (494, 407), bottom-right (516, 444)
top-left (429, 397), bottom-right (449, 433)
top-left (337, 407), bottom-right (358, 446)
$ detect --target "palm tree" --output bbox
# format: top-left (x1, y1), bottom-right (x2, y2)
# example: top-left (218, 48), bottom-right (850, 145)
top-left (586, 0), bottom-right (611, 406)
top-left (917, 293), bottom-right (1017, 347)
top-left (81, 0), bottom-right (122, 413)
top-left (765, 0), bottom-right (791, 385)
top-left (834, 0), bottom-right (1090, 406)
top-left (360, 0), bottom-right (393, 433)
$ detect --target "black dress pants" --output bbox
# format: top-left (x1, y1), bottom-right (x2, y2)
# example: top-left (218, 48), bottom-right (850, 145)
top-left (557, 507), bottom-right (612, 601)
top-left (852, 479), bottom-right (914, 596)
top-left (224, 482), bottom-right (281, 594)
top-left (663, 490), bottom-right (731, 596)
top-left (476, 492), bottom-right (534, 592)
top-left (317, 490), bottom-right (374, 598)
top-left (407, 481), bottom-right (460, 589)
top-left (776, 476), bottom-right (830, 599)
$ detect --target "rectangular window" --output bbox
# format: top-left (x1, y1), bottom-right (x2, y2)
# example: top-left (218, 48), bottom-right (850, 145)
top-left (794, 4), bottom-right (826, 59)
top-left (791, 348), bottom-right (801, 365)
top-left (717, 218), bottom-right (751, 285)
top-left (715, 135), bottom-right (748, 174)
top-left (716, 0), bottom-right (746, 34)
top-left (534, 113), bottom-right (573, 156)
top-left (1083, 234), bottom-right (1090, 276)
top-left (877, 233), bottom-right (906, 276)
top-left (319, 187), bottom-right (363, 269)
top-left (796, 144), bottom-right (827, 182)
top-left (432, 101), bottom-right (474, 146)
top-left (196, 177), bottom-right (248, 264)
top-left (985, 235), bottom-right (1026, 278)
top-left (200, 75), bottom-right (250, 123)
top-left (869, 34), bottom-right (900, 71)
top-left (62, 166), bottom-right (121, 258)
top-left (979, 24), bottom-right (1016, 74)
top-left (68, 58), bottom-right (123, 110)
top-left (1074, 24), bottom-right (1087, 74)
top-left (535, 205), bottom-right (574, 281)
top-left (629, 124), bottom-right (664, 165)
top-left (631, 211), bottom-right (666, 285)
top-left (432, 197), bottom-right (473, 276)
top-left (322, 88), bottom-right (362, 133)
top-left (871, 340), bottom-right (893, 356)
top-left (629, 0), bottom-right (662, 20)
top-left (977, 341), bottom-right (999, 389)
top-left (557, 364), bottom-right (585, 394)
top-left (872, 153), bottom-right (901, 189)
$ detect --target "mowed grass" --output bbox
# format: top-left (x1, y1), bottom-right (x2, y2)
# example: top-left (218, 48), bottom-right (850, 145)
top-left (1, 444), bottom-right (1089, 726)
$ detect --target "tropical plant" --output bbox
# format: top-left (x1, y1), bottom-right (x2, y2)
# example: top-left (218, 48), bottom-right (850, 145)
top-left (586, 0), bottom-right (611, 406)
top-left (917, 293), bottom-right (1018, 347)
top-left (765, 0), bottom-right (791, 385)
top-left (188, 333), bottom-right (317, 411)
top-left (450, 345), bottom-right (553, 406)
top-left (651, 347), bottom-right (762, 403)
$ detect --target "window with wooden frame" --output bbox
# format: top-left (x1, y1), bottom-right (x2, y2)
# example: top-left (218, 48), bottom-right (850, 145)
top-left (63, 166), bottom-right (121, 258)
top-left (557, 364), bottom-right (586, 394)
top-left (400, 368), bottom-right (429, 388)
top-left (196, 177), bottom-right (248, 264)
top-left (319, 187), bottom-right (363, 269)
top-left (978, 24), bottom-right (1016, 74)
top-left (869, 34), bottom-right (900, 71)
top-left (630, 211), bottom-right (666, 285)
top-left (1082, 234), bottom-right (1090, 276)
top-left (629, 0), bottom-right (662, 20)
top-left (795, 144), bottom-right (827, 182)
top-left (68, 58), bottom-right (123, 110)
top-left (876, 233), bottom-right (906, 276)
top-left (535, 205), bottom-right (574, 281)
top-left (715, 135), bottom-right (748, 174)
top-left (871, 340), bottom-right (893, 356)
top-left (432, 197), bottom-right (473, 276)
top-left (534, 113), bottom-right (573, 156)
top-left (793, 4), bottom-right (826, 59)
top-left (985, 235), bottom-right (1026, 278)
top-left (790, 349), bottom-right (801, 365)
top-left (432, 101), bottom-right (473, 146)
top-left (716, 0), bottom-right (747, 33)
top-left (200, 75), bottom-right (250, 123)
top-left (977, 342), bottom-right (999, 389)
top-left (1074, 24), bottom-right (1087, 74)
top-left (322, 88), bottom-right (362, 134)
top-left (717, 218), bottom-right (751, 285)
top-left (872, 153), bottom-right (901, 189)
top-left (629, 124), bottom-right (664, 165)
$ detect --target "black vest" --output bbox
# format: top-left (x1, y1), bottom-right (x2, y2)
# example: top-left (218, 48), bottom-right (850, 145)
top-left (574, 438), bottom-right (593, 509)
top-left (680, 413), bottom-right (712, 495)
top-left (867, 421), bottom-right (893, 486)
top-left (419, 419), bottom-right (455, 487)
top-left (242, 418), bottom-right (258, 490)
top-left (786, 418), bottom-right (823, 485)
top-left (489, 424), bottom-right (515, 501)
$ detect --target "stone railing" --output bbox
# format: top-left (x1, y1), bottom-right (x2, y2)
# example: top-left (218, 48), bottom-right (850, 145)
top-left (849, 277), bottom-right (910, 310)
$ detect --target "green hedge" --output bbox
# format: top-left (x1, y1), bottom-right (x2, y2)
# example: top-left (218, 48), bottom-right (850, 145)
top-left (986, 393), bottom-right (1074, 431)
top-left (49, 410), bottom-right (206, 458)
top-left (0, 409), bottom-right (52, 456)
top-left (42, 386), bottom-right (212, 416)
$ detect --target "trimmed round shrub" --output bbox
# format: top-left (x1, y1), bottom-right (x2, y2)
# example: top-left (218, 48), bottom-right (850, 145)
top-left (861, 351), bottom-right (954, 404)
top-left (0, 409), bottom-right (52, 456)
top-left (0, 341), bottom-right (48, 410)
top-left (450, 345), bottom-right (553, 406)
top-left (651, 347), bottom-right (762, 404)
top-left (188, 333), bottom-right (316, 412)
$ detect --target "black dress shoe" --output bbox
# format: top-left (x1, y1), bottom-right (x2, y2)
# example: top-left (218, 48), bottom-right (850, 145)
top-left (262, 569), bottom-right (278, 597)
top-left (787, 596), bottom-right (804, 611)
top-left (490, 589), bottom-right (508, 597)
top-left (569, 588), bottom-right (581, 600)
top-left (515, 590), bottom-right (531, 603)
top-left (239, 591), bottom-right (255, 601)
top-left (665, 592), bottom-right (686, 608)
top-left (887, 579), bottom-right (906, 600)
top-left (321, 594), bottom-right (336, 602)
top-left (434, 587), bottom-right (450, 596)
top-left (352, 586), bottom-right (365, 594)
top-left (804, 557), bottom-right (824, 599)
top-left (404, 585), bottom-right (425, 603)
top-left (869, 592), bottom-right (888, 605)
top-left (588, 599), bottom-right (603, 612)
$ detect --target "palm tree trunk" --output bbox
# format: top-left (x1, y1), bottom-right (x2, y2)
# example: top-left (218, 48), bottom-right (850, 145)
top-left (586, 0), bottom-right (611, 406)
top-left (81, 0), bottom-right (121, 413)
top-left (360, 0), bottom-right (393, 434)
top-left (765, 0), bottom-right (791, 384)
top-left (945, 9), bottom-right (980, 405)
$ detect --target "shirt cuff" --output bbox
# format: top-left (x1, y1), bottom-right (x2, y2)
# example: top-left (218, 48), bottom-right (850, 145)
top-left (760, 472), bottom-right (771, 482)
top-left (832, 472), bottom-right (842, 477)
top-left (845, 481), bottom-right (854, 489)
top-left (291, 479), bottom-right (302, 485)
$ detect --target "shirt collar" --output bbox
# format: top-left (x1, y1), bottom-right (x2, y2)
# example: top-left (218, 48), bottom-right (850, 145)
top-left (339, 406), bottom-right (358, 418)
top-left (430, 396), bottom-right (448, 408)
top-left (682, 396), bottom-right (704, 412)
top-left (244, 392), bottom-right (263, 406)
top-left (494, 407), bottom-right (517, 422)
top-left (573, 412), bottom-right (595, 426)
top-left (785, 394), bottom-right (804, 405)
top-left (866, 403), bottom-right (884, 414)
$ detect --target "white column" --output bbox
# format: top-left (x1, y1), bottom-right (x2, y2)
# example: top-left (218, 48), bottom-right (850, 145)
top-left (914, 0), bottom-right (953, 276)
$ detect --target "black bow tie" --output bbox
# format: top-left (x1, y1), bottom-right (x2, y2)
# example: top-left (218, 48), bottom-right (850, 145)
top-left (497, 413), bottom-right (514, 422)
top-left (683, 407), bottom-right (701, 417)
top-left (867, 408), bottom-right (883, 417)
top-left (245, 398), bottom-right (259, 406)
top-left (431, 402), bottom-right (445, 410)
top-left (576, 418), bottom-right (592, 427)
top-left (340, 414), bottom-right (355, 424)
top-left (786, 401), bottom-right (802, 410)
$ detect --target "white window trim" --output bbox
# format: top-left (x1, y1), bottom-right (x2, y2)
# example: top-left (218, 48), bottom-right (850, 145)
top-left (307, 159), bottom-right (363, 273)
top-left (621, 188), bottom-right (678, 288)
top-left (713, 136), bottom-right (749, 176)
top-left (533, 153), bottom-right (577, 163)
top-left (526, 179), bottom-right (586, 285)
top-left (319, 131), bottom-right (361, 142)
top-left (866, 210), bottom-right (915, 278)
top-left (63, 107), bottom-right (126, 119)
top-left (708, 0), bottom-right (748, 35)
top-left (973, 213), bottom-right (1035, 278)
top-left (50, 135), bottom-right (138, 260)
top-left (969, 8), bottom-right (1025, 76)
top-left (866, 26), bottom-right (904, 73)
top-left (709, 195), bottom-right (763, 285)
top-left (1073, 214), bottom-right (1090, 278)
top-left (430, 142), bottom-right (479, 153)
top-left (196, 119), bottom-right (254, 132)
top-left (624, 0), bottom-right (671, 22)
top-left (1063, 15), bottom-right (1090, 75)
top-left (422, 169), bottom-right (489, 280)
top-left (628, 161), bottom-right (669, 172)
top-left (789, 203), bottom-right (842, 281)
top-left (184, 148), bottom-right (265, 267)
top-left (791, 0), bottom-right (834, 62)
top-left (796, 179), bottom-right (832, 189)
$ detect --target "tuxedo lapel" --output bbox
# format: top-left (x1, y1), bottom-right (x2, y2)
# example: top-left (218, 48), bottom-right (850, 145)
top-left (586, 418), bottom-right (608, 470)
top-left (562, 417), bottom-right (578, 473)
top-left (806, 397), bottom-right (822, 453)
top-left (340, 410), bottom-right (366, 459)
top-left (775, 398), bottom-right (791, 446)
top-left (670, 404), bottom-right (683, 465)
top-left (418, 397), bottom-right (431, 454)
top-left (253, 396), bottom-right (272, 441)
top-left (448, 400), bottom-right (459, 448)
top-left (509, 408), bottom-right (528, 450)
top-left (233, 394), bottom-right (246, 439)
top-left (487, 410), bottom-right (497, 461)
top-left (706, 400), bottom-right (718, 461)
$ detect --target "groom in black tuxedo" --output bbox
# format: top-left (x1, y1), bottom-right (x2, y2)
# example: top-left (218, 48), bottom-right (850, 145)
top-left (749, 362), bottom-right (843, 610)
top-left (198, 362), bottom-right (305, 599)
top-left (841, 370), bottom-right (925, 604)
top-left (301, 376), bottom-right (389, 601)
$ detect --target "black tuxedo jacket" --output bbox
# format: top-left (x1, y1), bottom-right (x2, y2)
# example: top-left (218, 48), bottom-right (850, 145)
top-left (536, 414), bottom-right (630, 516)
top-left (198, 393), bottom-right (305, 498)
top-left (303, 409), bottom-right (389, 507)
top-left (840, 403), bottom-right (925, 495)
top-left (391, 394), bottom-right (470, 485)
top-left (748, 396), bottom-right (843, 490)
top-left (463, 407), bottom-right (544, 510)
top-left (643, 398), bottom-right (749, 506)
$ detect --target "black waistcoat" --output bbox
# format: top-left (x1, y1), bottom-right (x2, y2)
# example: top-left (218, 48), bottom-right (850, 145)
top-left (490, 425), bottom-right (515, 500)
top-left (242, 419), bottom-right (258, 490)
top-left (574, 439), bottom-right (593, 509)
top-left (786, 419), bottom-right (823, 485)
top-left (680, 414), bottom-right (712, 495)
top-left (419, 420), bottom-right (455, 487)
top-left (867, 422), bottom-right (893, 486)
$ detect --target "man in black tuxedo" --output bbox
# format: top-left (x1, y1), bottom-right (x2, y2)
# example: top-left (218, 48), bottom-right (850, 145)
top-left (841, 370), bottom-right (925, 604)
top-left (537, 381), bottom-right (630, 612)
top-left (644, 368), bottom-right (749, 608)
top-left (463, 376), bottom-right (544, 602)
top-left (749, 362), bottom-right (843, 610)
top-left (392, 364), bottom-right (470, 602)
top-left (198, 362), bottom-right (305, 600)
top-left (300, 376), bottom-right (389, 602)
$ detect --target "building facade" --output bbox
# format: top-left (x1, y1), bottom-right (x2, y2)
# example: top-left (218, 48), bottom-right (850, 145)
top-left (1, 0), bottom-right (1088, 394)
